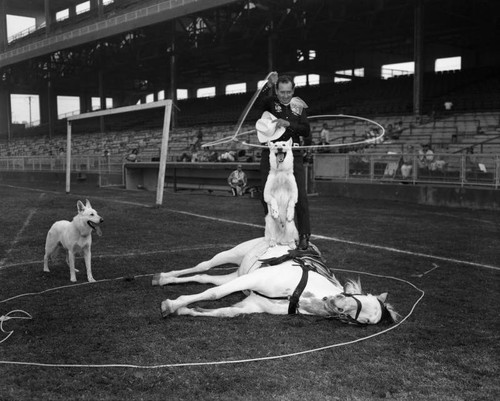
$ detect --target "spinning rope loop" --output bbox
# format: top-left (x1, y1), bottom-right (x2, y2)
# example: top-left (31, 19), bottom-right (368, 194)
top-left (203, 114), bottom-right (385, 150)
top-left (202, 71), bottom-right (385, 151)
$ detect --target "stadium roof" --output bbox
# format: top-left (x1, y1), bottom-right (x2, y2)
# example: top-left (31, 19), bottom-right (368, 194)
top-left (1, 0), bottom-right (499, 101)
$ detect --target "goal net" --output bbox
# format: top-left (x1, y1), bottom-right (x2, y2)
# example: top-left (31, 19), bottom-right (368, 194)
top-left (66, 100), bottom-right (172, 205)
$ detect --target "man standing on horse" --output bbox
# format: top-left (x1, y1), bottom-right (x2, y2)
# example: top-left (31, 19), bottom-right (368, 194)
top-left (258, 72), bottom-right (312, 250)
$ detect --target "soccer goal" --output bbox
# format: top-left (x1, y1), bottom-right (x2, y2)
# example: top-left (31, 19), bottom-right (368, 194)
top-left (65, 99), bottom-right (172, 206)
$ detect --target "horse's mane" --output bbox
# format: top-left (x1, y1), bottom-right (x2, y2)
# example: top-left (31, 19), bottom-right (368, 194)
top-left (343, 278), bottom-right (363, 294)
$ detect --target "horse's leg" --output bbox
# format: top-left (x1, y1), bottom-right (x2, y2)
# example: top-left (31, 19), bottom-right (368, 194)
top-left (161, 265), bottom-right (297, 317)
top-left (155, 271), bottom-right (239, 286)
top-left (152, 238), bottom-right (263, 286)
top-left (173, 293), bottom-right (289, 317)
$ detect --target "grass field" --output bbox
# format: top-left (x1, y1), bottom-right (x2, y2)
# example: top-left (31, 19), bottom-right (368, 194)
top-left (0, 180), bottom-right (499, 401)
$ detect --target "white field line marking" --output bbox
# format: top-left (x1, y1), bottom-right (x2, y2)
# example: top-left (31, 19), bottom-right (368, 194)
top-left (0, 244), bottom-right (235, 271)
top-left (2, 184), bottom-right (499, 272)
top-left (161, 209), bottom-right (500, 272)
top-left (0, 194), bottom-right (45, 268)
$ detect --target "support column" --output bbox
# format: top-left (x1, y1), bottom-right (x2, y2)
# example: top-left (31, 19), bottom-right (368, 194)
top-left (0, 0), bottom-right (8, 51)
top-left (267, 29), bottom-right (277, 72)
top-left (40, 62), bottom-right (58, 138)
top-left (44, 0), bottom-right (53, 35)
top-left (413, 0), bottom-right (424, 117)
top-left (0, 87), bottom-right (12, 140)
top-left (98, 69), bottom-right (105, 132)
top-left (168, 20), bottom-right (177, 128)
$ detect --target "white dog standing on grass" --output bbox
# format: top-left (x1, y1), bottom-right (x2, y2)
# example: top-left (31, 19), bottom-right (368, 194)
top-left (43, 199), bottom-right (103, 282)
top-left (263, 138), bottom-right (299, 248)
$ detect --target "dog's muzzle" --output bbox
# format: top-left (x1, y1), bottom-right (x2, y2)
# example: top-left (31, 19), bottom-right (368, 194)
top-left (276, 149), bottom-right (286, 163)
top-left (88, 219), bottom-right (103, 236)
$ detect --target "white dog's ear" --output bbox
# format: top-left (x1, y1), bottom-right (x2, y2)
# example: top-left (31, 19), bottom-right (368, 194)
top-left (267, 142), bottom-right (273, 149)
top-left (77, 200), bottom-right (85, 213)
top-left (85, 199), bottom-right (92, 208)
top-left (287, 138), bottom-right (293, 147)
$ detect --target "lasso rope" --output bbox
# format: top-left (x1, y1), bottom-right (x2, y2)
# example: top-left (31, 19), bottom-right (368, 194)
top-left (0, 266), bottom-right (423, 369)
top-left (203, 114), bottom-right (385, 150)
top-left (0, 310), bottom-right (32, 344)
top-left (201, 72), bottom-right (386, 150)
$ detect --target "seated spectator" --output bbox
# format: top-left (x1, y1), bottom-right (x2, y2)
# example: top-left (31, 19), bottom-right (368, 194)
top-left (386, 124), bottom-right (394, 139)
top-left (219, 151), bottom-right (236, 162)
top-left (319, 123), bottom-right (331, 144)
top-left (401, 145), bottom-right (414, 179)
top-left (227, 164), bottom-right (247, 196)
top-left (392, 121), bottom-right (403, 139)
top-left (418, 144), bottom-right (434, 169)
top-left (125, 148), bottom-right (139, 162)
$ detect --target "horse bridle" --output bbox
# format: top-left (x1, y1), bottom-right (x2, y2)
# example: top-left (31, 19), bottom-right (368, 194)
top-left (255, 251), bottom-right (393, 325)
top-left (330, 293), bottom-right (393, 326)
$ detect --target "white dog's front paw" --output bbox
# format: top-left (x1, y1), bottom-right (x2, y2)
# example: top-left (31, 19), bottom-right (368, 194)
top-left (70, 277), bottom-right (77, 283)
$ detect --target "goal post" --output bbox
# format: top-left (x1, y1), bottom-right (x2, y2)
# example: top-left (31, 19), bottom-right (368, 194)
top-left (65, 99), bottom-right (173, 205)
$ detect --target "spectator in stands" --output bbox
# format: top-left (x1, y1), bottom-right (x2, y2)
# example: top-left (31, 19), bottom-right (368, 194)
top-left (444, 100), bottom-right (453, 114)
top-left (319, 123), bottom-right (330, 144)
top-left (418, 144), bottom-right (434, 169)
top-left (393, 121), bottom-right (403, 139)
top-left (386, 124), bottom-right (394, 139)
top-left (125, 148), bottom-right (139, 162)
top-left (401, 145), bottom-right (414, 180)
top-left (257, 72), bottom-right (312, 250)
top-left (227, 164), bottom-right (247, 196)
top-left (219, 150), bottom-right (236, 162)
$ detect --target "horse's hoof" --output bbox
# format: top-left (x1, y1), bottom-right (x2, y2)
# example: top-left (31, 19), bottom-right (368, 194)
top-left (160, 300), bottom-right (174, 318)
top-left (152, 273), bottom-right (162, 286)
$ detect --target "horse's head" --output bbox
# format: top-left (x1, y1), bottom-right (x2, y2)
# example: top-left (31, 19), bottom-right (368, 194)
top-left (325, 279), bottom-right (399, 325)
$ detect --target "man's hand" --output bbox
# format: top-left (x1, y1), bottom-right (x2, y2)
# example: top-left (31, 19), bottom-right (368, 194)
top-left (274, 118), bottom-right (290, 128)
top-left (268, 71), bottom-right (278, 86)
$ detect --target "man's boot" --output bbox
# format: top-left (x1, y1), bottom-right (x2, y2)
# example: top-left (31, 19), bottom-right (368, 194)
top-left (298, 234), bottom-right (310, 250)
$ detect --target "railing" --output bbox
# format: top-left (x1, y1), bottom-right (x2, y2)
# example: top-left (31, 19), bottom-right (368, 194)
top-left (1, 152), bottom-right (500, 190)
top-left (313, 152), bottom-right (500, 189)
top-left (0, 155), bottom-right (124, 187)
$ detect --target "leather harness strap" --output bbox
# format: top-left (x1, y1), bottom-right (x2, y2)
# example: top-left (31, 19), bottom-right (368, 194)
top-left (252, 262), bottom-right (309, 315)
top-left (287, 263), bottom-right (309, 314)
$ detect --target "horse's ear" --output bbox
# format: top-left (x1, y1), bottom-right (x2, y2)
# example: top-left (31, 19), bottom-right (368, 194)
top-left (377, 292), bottom-right (388, 303)
top-left (77, 200), bottom-right (85, 213)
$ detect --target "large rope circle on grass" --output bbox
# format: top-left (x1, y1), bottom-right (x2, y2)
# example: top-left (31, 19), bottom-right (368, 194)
top-left (0, 246), bottom-right (424, 369)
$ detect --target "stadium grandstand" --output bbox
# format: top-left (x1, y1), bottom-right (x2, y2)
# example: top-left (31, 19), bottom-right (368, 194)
top-left (1, 0), bottom-right (499, 206)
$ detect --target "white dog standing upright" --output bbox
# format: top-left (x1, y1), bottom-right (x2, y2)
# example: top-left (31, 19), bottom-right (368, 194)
top-left (263, 138), bottom-right (299, 248)
top-left (43, 199), bottom-right (103, 282)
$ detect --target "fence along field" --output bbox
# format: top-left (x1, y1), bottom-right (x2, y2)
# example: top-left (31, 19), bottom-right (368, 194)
top-left (0, 183), bottom-right (498, 400)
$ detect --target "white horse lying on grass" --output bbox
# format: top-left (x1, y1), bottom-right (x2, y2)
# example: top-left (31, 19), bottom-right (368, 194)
top-left (153, 238), bottom-right (398, 325)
